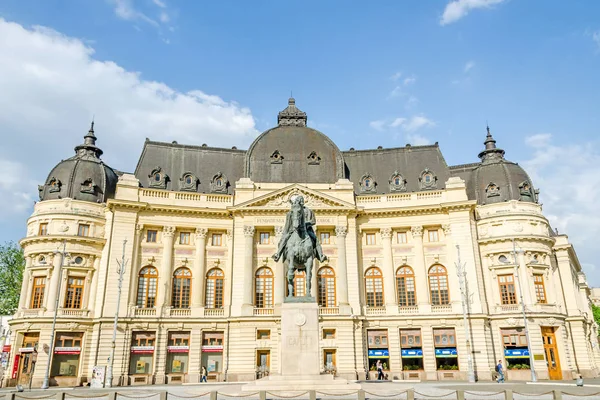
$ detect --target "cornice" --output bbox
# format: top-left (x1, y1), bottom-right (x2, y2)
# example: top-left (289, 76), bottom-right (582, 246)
top-left (20, 235), bottom-right (106, 247)
top-left (478, 234), bottom-right (555, 246)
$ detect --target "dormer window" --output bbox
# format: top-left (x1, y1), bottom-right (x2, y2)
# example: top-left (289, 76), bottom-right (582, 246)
top-left (210, 172), bottom-right (229, 194)
top-left (148, 167), bottom-right (169, 189)
top-left (485, 182), bottom-right (500, 198)
top-left (80, 178), bottom-right (97, 194)
top-left (360, 173), bottom-right (377, 194)
top-left (179, 172), bottom-right (198, 192)
top-left (48, 177), bottom-right (62, 193)
top-left (519, 181), bottom-right (534, 202)
top-left (270, 150), bottom-right (284, 164)
top-left (419, 168), bottom-right (438, 190)
top-left (307, 151), bottom-right (321, 165)
top-left (389, 171), bottom-right (407, 192)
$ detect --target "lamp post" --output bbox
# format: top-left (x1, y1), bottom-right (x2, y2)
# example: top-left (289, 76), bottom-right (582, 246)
top-left (41, 241), bottom-right (69, 389)
top-left (512, 239), bottom-right (537, 382)
top-left (106, 240), bottom-right (127, 388)
top-left (455, 245), bottom-right (476, 382)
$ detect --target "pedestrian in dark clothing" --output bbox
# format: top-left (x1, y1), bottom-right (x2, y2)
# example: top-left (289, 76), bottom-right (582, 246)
top-left (376, 360), bottom-right (384, 380)
top-left (496, 360), bottom-right (505, 383)
top-left (201, 366), bottom-right (208, 383)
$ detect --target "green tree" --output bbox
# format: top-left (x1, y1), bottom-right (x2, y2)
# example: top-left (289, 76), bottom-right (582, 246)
top-left (0, 241), bottom-right (25, 315)
top-left (592, 304), bottom-right (600, 335)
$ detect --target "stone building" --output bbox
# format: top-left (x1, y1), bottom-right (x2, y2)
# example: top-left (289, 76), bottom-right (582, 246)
top-left (5, 99), bottom-right (600, 387)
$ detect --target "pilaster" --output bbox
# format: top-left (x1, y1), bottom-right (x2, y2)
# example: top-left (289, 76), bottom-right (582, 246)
top-left (242, 225), bottom-right (255, 315)
top-left (411, 226), bottom-right (430, 313)
top-left (193, 228), bottom-right (207, 310)
top-left (157, 226), bottom-right (175, 312)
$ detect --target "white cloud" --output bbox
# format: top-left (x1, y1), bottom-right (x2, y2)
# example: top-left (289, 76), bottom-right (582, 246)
top-left (369, 115), bottom-right (435, 134)
top-left (152, 0), bottom-right (167, 8)
top-left (369, 120), bottom-right (387, 131)
top-left (403, 115), bottom-right (436, 132)
top-left (440, 0), bottom-right (506, 26)
top-left (0, 18), bottom-right (258, 222)
top-left (391, 71), bottom-right (402, 81)
top-left (593, 31), bottom-right (600, 49)
top-left (464, 61), bottom-right (475, 73)
top-left (388, 86), bottom-right (404, 98)
top-left (390, 118), bottom-right (407, 128)
top-left (403, 76), bottom-right (416, 86)
top-left (405, 133), bottom-right (432, 146)
top-left (521, 134), bottom-right (600, 285)
top-left (159, 11), bottom-right (170, 23)
top-left (111, 0), bottom-right (158, 26)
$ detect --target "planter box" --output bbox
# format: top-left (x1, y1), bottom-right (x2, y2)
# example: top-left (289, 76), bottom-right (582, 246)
top-left (507, 369), bottom-right (531, 381)
top-left (437, 370), bottom-right (460, 380)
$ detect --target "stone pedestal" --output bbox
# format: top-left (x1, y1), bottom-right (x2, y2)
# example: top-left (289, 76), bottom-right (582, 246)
top-left (243, 301), bottom-right (360, 392)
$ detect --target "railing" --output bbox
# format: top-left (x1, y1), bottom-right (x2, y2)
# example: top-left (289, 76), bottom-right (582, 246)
top-left (356, 190), bottom-right (445, 205)
top-left (253, 307), bottom-right (274, 316)
top-left (140, 188), bottom-right (233, 205)
top-left (58, 308), bottom-right (89, 317)
top-left (318, 307), bottom-right (340, 315)
top-left (365, 306), bottom-right (386, 315)
top-left (497, 304), bottom-right (520, 313)
top-left (140, 189), bottom-right (169, 198)
top-left (204, 308), bottom-right (224, 317)
top-left (21, 309), bottom-right (42, 318)
top-left (169, 308), bottom-right (191, 317)
top-left (134, 308), bottom-right (156, 317)
top-left (398, 305), bottom-right (419, 314)
top-left (416, 191), bottom-right (443, 199)
top-left (431, 304), bottom-right (453, 313)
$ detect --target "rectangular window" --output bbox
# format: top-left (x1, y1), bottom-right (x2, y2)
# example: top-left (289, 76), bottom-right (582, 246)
top-left (400, 329), bottom-right (422, 348)
top-left (366, 233), bottom-right (376, 245)
top-left (433, 328), bottom-right (456, 347)
top-left (132, 331), bottom-right (156, 347)
top-left (502, 329), bottom-right (528, 347)
top-left (211, 233), bottom-right (222, 246)
top-left (167, 332), bottom-right (190, 374)
top-left (130, 332), bottom-right (156, 375)
top-left (39, 223), bottom-right (48, 236)
top-left (367, 330), bottom-right (388, 348)
top-left (146, 230), bottom-right (157, 243)
top-left (179, 232), bottom-right (190, 245)
top-left (397, 232), bottom-right (407, 244)
top-left (534, 274), bottom-right (547, 304)
top-left (202, 332), bottom-right (223, 347)
top-left (30, 277), bottom-right (46, 309)
top-left (77, 224), bottom-right (89, 237)
top-left (324, 349), bottom-right (336, 369)
top-left (320, 232), bottom-right (331, 245)
top-left (52, 332), bottom-right (83, 377)
top-left (498, 274), bottom-right (517, 305)
top-left (428, 229), bottom-right (439, 242)
top-left (64, 276), bottom-right (84, 309)
top-left (259, 232), bottom-right (270, 245)
top-left (323, 329), bottom-right (336, 340)
top-left (256, 330), bottom-right (270, 340)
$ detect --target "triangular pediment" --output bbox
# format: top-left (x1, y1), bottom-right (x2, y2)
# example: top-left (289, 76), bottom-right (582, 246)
top-left (232, 184), bottom-right (356, 211)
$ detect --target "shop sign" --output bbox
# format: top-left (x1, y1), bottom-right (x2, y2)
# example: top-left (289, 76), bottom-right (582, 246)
top-left (435, 348), bottom-right (458, 358)
top-left (401, 349), bottom-right (423, 358)
top-left (202, 345), bottom-right (223, 353)
top-left (168, 345), bottom-right (190, 353)
top-left (19, 347), bottom-right (35, 353)
top-left (55, 347), bottom-right (81, 355)
top-left (504, 348), bottom-right (530, 358)
top-left (3, 345), bottom-right (11, 353)
top-left (12, 355), bottom-right (20, 379)
top-left (131, 346), bottom-right (155, 354)
top-left (368, 349), bottom-right (389, 358)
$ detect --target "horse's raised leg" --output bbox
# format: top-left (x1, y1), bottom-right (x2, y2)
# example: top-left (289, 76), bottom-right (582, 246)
top-left (286, 261), bottom-right (295, 297)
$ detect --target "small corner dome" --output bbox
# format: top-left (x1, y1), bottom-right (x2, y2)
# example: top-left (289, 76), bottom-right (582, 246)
top-left (473, 127), bottom-right (538, 205)
top-left (38, 122), bottom-right (118, 203)
top-left (245, 98), bottom-right (345, 183)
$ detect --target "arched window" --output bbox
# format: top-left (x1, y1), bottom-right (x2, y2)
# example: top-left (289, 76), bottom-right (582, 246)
top-left (205, 268), bottom-right (224, 309)
top-left (428, 265), bottom-right (449, 305)
top-left (172, 267), bottom-right (192, 308)
top-left (255, 267), bottom-right (273, 308)
top-left (137, 266), bottom-right (158, 308)
top-left (365, 267), bottom-right (384, 307)
top-left (317, 267), bottom-right (336, 308)
top-left (396, 266), bottom-right (416, 306)
top-left (293, 270), bottom-right (307, 297)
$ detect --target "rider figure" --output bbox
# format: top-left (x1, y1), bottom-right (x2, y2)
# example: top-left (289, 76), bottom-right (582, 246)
top-left (272, 195), bottom-right (328, 263)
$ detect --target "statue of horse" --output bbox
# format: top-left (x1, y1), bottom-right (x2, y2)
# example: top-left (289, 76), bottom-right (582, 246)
top-left (283, 201), bottom-right (315, 297)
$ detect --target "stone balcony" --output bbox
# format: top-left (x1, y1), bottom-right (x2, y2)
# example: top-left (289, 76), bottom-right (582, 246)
top-left (139, 188), bottom-right (232, 209)
top-left (58, 308), bottom-right (90, 317)
top-left (204, 308), bottom-right (225, 317)
top-left (318, 307), bottom-right (340, 316)
top-left (134, 307), bottom-right (157, 317)
top-left (253, 307), bottom-right (274, 316)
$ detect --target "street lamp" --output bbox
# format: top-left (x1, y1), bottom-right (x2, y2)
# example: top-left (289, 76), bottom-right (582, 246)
top-left (455, 245), bottom-right (476, 382)
top-left (41, 241), bottom-right (69, 389)
top-left (512, 239), bottom-right (537, 382)
top-left (106, 240), bottom-right (127, 388)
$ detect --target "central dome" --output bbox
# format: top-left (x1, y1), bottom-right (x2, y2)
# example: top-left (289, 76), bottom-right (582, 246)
top-left (245, 98), bottom-right (344, 183)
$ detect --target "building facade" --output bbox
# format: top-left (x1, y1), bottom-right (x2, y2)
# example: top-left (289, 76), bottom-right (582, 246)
top-left (5, 99), bottom-right (600, 387)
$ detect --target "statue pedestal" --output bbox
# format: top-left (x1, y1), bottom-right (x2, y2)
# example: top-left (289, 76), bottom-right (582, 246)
top-left (243, 302), bottom-right (360, 392)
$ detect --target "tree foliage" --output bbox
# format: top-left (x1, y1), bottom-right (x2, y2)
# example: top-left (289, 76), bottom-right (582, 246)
top-left (592, 304), bottom-right (600, 335)
top-left (0, 241), bottom-right (25, 315)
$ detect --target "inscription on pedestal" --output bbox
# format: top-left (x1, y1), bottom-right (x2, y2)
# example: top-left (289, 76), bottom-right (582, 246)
top-left (280, 302), bottom-right (320, 376)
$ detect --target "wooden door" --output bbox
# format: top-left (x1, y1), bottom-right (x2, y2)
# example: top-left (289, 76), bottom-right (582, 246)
top-left (541, 327), bottom-right (562, 380)
top-left (17, 353), bottom-right (34, 386)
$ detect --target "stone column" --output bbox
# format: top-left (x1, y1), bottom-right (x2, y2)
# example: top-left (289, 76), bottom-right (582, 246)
top-left (411, 226), bottom-right (429, 311)
top-left (18, 256), bottom-right (32, 309)
top-left (516, 250), bottom-right (533, 305)
top-left (381, 228), bottom-right (396, 309)
top-left (157, 226), bottom-right (175, 311)
top-left (88, 257), bottom-right (100, 314)
top-left (47, 252), bottom-right (63, 312)
top-left (193, 228), bottom-right (207, 308)
top-left (242, 225), bottom-right (255, 312)
top-left (82, 268), bottom-right (93, 310)
top-left (335, 226), bottom-right (349, 306)
top-left (274, 226), bottom-right (285, 306)
top-left (43, 255), bottom-right (54, 309)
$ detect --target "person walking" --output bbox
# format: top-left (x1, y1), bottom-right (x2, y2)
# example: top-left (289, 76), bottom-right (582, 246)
top-left (201, 366), bottom-right (208, 383)
top-left (496, 360), bottom-right (505, 383)
top-left (376, 360), bottom-right (384, 381)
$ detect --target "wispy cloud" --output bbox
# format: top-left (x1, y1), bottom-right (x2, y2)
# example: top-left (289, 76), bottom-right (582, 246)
top-left (152, 0), bottom-right (167, 8)
top-left (464, 61), bottom-right (475, 73)
top-left (110, 0), bottom-right (174, 34)
top-left (391, 71), bottom-right (402, 82)
top-left (112, 0), bottom-right (158, 26)
top-left (440, 0), bottom-right (506, 26)
top-left (369, 120), bottom-right (387, 131)
top-left (406, 133), bottom-right (432, 146)
top-left (369, 115), bottom-right (435, 133)
top-left (593, 31), bottom-right (600, 50)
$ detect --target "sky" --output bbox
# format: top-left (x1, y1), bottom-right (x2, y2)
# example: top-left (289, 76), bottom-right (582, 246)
top-left (0, 0), bottom-right (600, 283)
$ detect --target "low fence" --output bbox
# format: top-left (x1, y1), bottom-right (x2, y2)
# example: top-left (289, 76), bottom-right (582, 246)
top-left (1, 390), bottom-right (599, 400)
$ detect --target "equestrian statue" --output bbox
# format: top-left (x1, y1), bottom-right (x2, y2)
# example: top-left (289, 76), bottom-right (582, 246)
top-left (272, 195), bottom-right (327, 298)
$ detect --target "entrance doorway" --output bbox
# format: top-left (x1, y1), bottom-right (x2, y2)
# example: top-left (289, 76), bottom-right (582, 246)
top-left (256, 350), bottom-right (270, 379)
top-left (17, 333), bottom-right (39, 386)
top-left (541, 327), bottom-right (562, 380)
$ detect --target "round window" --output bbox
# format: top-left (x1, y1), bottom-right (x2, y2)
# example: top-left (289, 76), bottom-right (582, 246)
top-left (74, 256), bottom-right (84, 265)
top-left (154, 173), bottom-right (161, 182)
top-left (39, 255), bottom-right (46, 264)
top-left (498, 255), bottom-right (509, 263)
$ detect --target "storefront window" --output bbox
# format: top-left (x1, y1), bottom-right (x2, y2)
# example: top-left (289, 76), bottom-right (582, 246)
top-left (367, 330), bottom-right (389, 372)
top-left (501, 328), bottom-right (530, 369)
top-left (129, 332), bottom-right (156, 375)
top-left (434, 328), bottom-right (458, 370)
top-left (167, 332), bottom-right (190, 374)
top-left (51, 332), bottom-right (83, 377)
top-left (202, 332), bottom-right (224, 377)
top-left (400, 329), bottom-right (423, 370)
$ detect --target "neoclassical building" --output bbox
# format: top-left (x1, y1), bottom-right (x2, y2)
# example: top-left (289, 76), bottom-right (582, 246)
top-left (5, 98), bottom-right (600, 387)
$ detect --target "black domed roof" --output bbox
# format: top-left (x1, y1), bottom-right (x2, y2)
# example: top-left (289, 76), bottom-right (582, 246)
top-left (245, 98), bottom-right (345, 183)
top-left (38, 123), bottom-right (118, 203)
top-left (471, 127), bottom-right (537, 205)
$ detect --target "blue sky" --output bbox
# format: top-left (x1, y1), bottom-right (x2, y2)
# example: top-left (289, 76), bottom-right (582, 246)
top-left (1, 1), bottom-right (600, 283)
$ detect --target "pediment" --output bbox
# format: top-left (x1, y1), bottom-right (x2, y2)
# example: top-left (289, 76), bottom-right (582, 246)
top-left (233, 184), bottom-right (356, 211)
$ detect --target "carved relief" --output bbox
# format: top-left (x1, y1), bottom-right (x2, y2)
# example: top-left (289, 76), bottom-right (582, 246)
top-left (411, 226), bottom-right (423, 237)
top-left (419, 168), bottom-right (438, 190)
top-left (149, 167), bottom-right (169, 189)
top-left (210, 172), bottom-right (229, 194)
top-left (195, 227), bottom-right (208, 239)
top-left (335, 226), bottom-right (348, 238)
top-left (179, 172), bottom-right (199, 192)
top-left (519, 181), bottom-right (535, 202)
top-left (380, 227), bottom-right (392, 239)
top-left (80, 178), bottom-right (97, 195)
top-left (264, 189), bottom-right (328, 208)
top-left (359, 173), bottom-right (376, 194)
top-left (307, 151), bottom-right (321, 165)
top-left (163, 226), bottom-right (176, 237)
top-left (47, 177), bottom-right (62, 193)
top-left (243, 225), bottom-right (255, 237)
top-left (485, 182), bottom-right (500, 198)
top-left (389, 171), bottom-right (407, 192)
top-left (270, 150), bottom-right (284, 164)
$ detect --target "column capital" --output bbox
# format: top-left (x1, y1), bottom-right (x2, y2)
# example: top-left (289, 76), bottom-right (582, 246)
top-left (411, 225), bottom-right (423, 237)
top-left (335, 226), bottom-right (348, 238)
top-left (243, 225), bottom-right (255, 237)
top-left (195, 227), bottom-right (208, 239)
top-left (442, 224), bottom-right (451, 235)
top-left (136, 224), bottom-right (144, 233)
top-left (380, 227), bottom-right (393, 239)
top-left (163, 226), bottom-right (176, 237)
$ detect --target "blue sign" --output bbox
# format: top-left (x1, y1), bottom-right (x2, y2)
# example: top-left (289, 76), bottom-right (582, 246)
top-left (401, 349), bottom-right (423, 358)
top-left (368, 349), bottom-right (389, 358)
top-left (435, 348), bottom-right (458, 358)
top-left (505, 348), bottom-right (530, 358)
